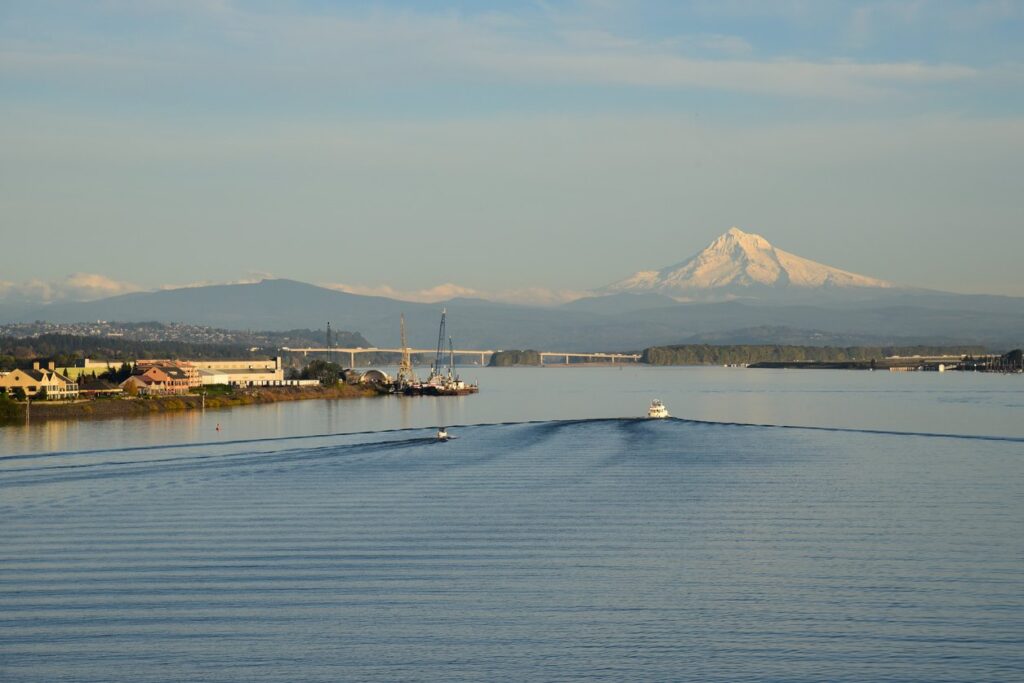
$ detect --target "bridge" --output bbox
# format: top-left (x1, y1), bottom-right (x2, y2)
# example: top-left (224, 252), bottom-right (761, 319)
top-left (283, 347), bottom-right (493, 367)
top-left (281, 347), bottom-right (642, 367)
top-left (538, 352), bottom-right (641, 365)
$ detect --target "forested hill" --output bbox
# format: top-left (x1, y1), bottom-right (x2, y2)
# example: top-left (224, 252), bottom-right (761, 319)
top-left (641, 344), bottom-right (988, 366)
top-left (488, 350), bottom-right (542, 366)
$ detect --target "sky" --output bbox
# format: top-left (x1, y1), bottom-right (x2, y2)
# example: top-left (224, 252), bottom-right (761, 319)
top-left (1, 0), bottom-right (1023, 304)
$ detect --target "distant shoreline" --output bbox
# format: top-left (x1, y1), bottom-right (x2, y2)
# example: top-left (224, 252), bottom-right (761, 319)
top-left (2, 384), bottom-right (379, 425)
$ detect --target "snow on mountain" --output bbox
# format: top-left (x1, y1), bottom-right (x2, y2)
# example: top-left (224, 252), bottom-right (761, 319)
top-left (604, 227), bottom-right (895, 298)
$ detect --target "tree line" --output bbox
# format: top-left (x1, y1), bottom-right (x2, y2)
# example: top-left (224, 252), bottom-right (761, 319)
top-left (641, 344), bottom-right (989, 366)
top-left (0, 334), bottom-right (262, 371)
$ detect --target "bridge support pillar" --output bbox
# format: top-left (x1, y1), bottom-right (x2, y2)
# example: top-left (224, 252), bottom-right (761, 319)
top-left (350, 351), bottom-right (356, 368)
top-left (565, 355), bottom-right (570, 365)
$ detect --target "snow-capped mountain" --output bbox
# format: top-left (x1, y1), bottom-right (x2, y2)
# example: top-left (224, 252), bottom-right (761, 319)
top-left (603, 227), bottom-right (895, 299)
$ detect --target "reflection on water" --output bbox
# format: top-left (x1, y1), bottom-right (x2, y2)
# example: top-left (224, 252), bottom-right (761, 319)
top-left (1, 418), bottom-right (1021, 682)
top-left (2, 367), bottom-right (1021, 456)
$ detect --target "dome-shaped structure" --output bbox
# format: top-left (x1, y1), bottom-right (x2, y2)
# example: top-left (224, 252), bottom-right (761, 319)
top-left (359, 369), bottom-right (391, 385)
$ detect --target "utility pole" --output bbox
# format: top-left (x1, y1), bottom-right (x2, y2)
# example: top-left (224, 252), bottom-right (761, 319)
top-left (326, 322), bottom-right (332, 365)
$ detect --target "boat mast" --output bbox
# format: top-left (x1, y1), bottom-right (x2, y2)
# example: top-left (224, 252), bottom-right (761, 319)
top-left (434, 308), bottom-right (447, 374)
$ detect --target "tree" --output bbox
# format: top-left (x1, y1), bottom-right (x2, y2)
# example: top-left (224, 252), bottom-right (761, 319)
top-left (12, 387), bottom-right (27, 401)
top-left (299, 360), bottom-right (343, 385)
top-left (99, 361), bottom-right (135, 384)
top-left (35, 387), bottom-right (48, 401)
top-left (0, 393), bottom-right (19, 421)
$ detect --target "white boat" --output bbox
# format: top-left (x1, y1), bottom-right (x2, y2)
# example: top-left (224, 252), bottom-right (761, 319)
top-left (436, 428), bottom-right (450, 441)
top-left (647, 400), bottom-right (669, 419)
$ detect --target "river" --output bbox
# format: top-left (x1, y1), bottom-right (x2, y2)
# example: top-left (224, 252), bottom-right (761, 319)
top-left (1, 367), bottom-right (1022, 681)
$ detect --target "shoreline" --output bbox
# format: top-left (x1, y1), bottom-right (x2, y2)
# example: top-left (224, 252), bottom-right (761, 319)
top-left (2, 384), bottom-right (380, 425)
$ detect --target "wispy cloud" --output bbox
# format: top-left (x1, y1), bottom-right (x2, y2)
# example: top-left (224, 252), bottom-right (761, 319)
top-left (0, 273), bottom-right (587, 307)
top-left (0, 273), bottom-right (142, 304)
top-left (161, 272), bottom-right (276, 290)
top-left (322, 282), bottom-right (482, 303)
top-left (322, 282), bottom-right (585, 306)
top-left (0, 2), bottom-right (986, 101)
top-left (481, 52), bottom-right (973, 99)
top-left (0, 273), bottom-right (281, 304)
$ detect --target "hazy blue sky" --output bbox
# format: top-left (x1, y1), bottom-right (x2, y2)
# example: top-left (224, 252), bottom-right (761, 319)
top-left (2, 0), bottom-right (1022, 303)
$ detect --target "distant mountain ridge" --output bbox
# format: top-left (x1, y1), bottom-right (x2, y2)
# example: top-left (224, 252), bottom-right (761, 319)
top-left (1, 277), bottom-right (1021, 351)
top-left (603, 227), bottom-right (895, 300)
top-left (3, 221), bottom-right (1024, 353)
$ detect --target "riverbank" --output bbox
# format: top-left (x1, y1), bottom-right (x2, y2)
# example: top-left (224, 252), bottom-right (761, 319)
top-left (2, 384), bottom-right (380, 424)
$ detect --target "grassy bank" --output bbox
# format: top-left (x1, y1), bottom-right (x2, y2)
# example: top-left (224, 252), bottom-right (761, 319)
top-left (2, 384), bottom-right (379, 424)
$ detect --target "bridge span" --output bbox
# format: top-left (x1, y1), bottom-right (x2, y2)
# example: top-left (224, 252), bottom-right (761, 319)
top-left (281, 347), bottom-right (642, 367)
top-left (538, 352), bottom-right (641, 365)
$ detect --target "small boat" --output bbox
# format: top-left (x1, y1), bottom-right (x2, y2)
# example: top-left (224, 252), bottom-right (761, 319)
top-left (647, 400), bottom-right (669, 419)
top-left (436, 428), bottom-right (450, 441)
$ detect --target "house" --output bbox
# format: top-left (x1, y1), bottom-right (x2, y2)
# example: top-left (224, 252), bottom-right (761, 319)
top-left (120, 364), bottom-right (192, 395)
top-left (0, 362), bottom-right (79, 399)
top-left (78, 376), bottom-right (123, 398)
top-left (119, 375), bottom-right (153, 396)
top-left (136, 360), bottom-right (201, 389)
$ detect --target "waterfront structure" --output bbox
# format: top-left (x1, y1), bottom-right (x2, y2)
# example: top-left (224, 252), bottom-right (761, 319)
top-left (71, 356), bottom-right (287, 387)
top-left (141, 365), bottom-right (191, 393)
top-left (77, 377), bottom-right (123, 398)
top-left (119, 375), bottom-right (154, 395)
top-left (118, 365), bottom-right (191, 395)
top-left (65, 358), bottom-right (131, 381)
top-left (0, 362), bottom-right (79, 399)
top-left (188, 357), bottom-right (285, 386)
top-left (137, 360), bottom-right (202, 389)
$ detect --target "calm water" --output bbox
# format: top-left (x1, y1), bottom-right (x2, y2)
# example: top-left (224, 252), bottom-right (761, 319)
top-left (1, 368), bottom-right (1022, 681)
top-left (2, 366), bottom-right (1022, 455)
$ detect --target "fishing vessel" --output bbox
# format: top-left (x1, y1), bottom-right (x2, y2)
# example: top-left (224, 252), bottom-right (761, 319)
top-left (400, 310), bottom-right (479, 396)
top-left (647, 399), bottom-right (669, 419)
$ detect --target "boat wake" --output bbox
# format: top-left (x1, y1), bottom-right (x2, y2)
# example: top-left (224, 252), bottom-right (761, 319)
top-left (3, 415), bottom-right (1020, 466)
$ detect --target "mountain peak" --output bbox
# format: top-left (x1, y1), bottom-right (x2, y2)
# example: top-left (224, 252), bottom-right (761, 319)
top-left (710, 227), bottom-right (773, 254)
top-left (724, 226), bottom-right (755, 239)
top-left (603, 227), bottom-right (895, 298)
